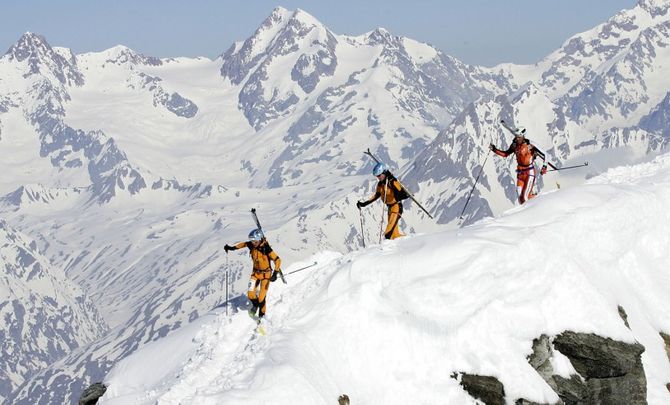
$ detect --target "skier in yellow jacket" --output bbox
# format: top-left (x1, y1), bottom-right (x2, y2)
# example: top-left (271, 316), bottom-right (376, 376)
top-left (224, 229), bottom-right (282, 319)
top-left (356, 163), bottom-right (406, 240)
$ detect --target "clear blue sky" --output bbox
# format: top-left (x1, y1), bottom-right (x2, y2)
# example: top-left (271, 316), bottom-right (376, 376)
top-left (1, 0), bottom-right (636, 66)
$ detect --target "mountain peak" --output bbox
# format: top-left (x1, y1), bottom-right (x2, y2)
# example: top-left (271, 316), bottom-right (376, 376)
top-left (4, 32), bottom-right (52, 62)
top-left (3, 32), bottom-right (83, 86)
top-left (99, 45), bottom-right (163, 66)
top-left (290, 8), bottom-right (323, 27)
top-left (365, 27), bottom-right (395, 45)
top-left (220, 7), bottom-right (335, 86)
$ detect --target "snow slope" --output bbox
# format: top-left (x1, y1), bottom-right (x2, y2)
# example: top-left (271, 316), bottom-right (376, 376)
top-left (100, 153), bottom-right (670, 404)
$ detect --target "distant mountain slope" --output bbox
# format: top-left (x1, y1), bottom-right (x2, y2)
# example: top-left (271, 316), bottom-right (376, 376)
top-left (0, 219), bottom-right (107, 402)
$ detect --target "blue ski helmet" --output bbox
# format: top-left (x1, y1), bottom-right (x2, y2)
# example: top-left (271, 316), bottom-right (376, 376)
top-left (248, 229), bottom-right (263, 241)
top-left (372, 162), bottom-right (387, 176)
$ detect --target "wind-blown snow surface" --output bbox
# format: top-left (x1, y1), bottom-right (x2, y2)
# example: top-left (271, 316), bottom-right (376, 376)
top-left (100, 154), bottom-right (670, 404)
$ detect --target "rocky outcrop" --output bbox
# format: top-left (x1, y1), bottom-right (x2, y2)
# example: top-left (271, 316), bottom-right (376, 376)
top-left (529, 331), bottom-right (647, 405)
top-left (661, 332), bottom-right (670, 361)
top-left (452, 372), bottom-right (505, 405)
top-left (618, 305), bottom-right (631, 329)
top-left (454, 331), bottom-right (649, 405)
top-left (527, 334), bottom-right (586, 405)
top-left (661, 332), bottom-right (670, 393)
top-left (78, 382), bottom-right (106, 405)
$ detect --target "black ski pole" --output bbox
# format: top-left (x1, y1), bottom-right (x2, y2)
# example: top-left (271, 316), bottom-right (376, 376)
top-left (547, 162), bottom-right (589, 172)
top-left (363, 149), bottom-right (434, 219)
top-left (379, 177), bottom-right (388, 243)
top-left (286, 262), bottom-right (318, 275)
top-left (250, 208), bottom-right (286, 284)
top-left (225, 254), bottom-right (229, 317)
top-left (358, 206), bottom-right (366, 248)
top-left (459, 149), bottom-right (491, 221)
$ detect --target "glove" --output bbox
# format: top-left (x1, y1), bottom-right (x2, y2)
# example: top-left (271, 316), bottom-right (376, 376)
top-left (224, 244), bottom-right (232, 253)
top-left (356, 201), bottom-right (364, 209)
top-left (270, 270), bottom-right (281, 282)
top-left (540, 165), bottom-right (547, 175)
top-left (489, 143), bottom-right (496, 152)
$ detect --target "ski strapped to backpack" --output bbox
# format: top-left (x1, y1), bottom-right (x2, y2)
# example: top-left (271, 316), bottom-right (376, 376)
top-left (363, 148), bottom-right (434, 219)
top-left (499, 120), bottom-right (558, 171)
top-left (500, 120), bottom-right (589, 172)
top-left (250, 208), bottom-right (286, 284)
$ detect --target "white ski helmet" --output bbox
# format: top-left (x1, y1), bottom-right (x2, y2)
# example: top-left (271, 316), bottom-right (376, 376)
top-left (514, 126), bottom-right (527, 137)
top-left (372, 162), bottom-right (387, 176)
top-left (248, 229), bottom-right (263, 241)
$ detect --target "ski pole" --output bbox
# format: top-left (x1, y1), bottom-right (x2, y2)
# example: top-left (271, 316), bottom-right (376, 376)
top-left (547, 162), bottom-right (589, 172)
top-left (358, 207), bottom-right (366, 248)
top-left (364, 148), bottom-right (433, 219)
top-left (286, 261), bottom-right (318, 275)
top-left (225, 254), bottom-right (229, 317)
top-left (379, 178), bottom-right (388, 243)
top-left (459, 149), bottom-right (491, 221)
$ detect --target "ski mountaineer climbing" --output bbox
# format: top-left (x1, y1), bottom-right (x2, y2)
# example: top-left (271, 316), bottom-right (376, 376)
top-left (224, 229), bottom-right (282, 320)
top-left (356, 163), bottom-right (407, 240)
top-left (489, 127), bottom-right (548, 205)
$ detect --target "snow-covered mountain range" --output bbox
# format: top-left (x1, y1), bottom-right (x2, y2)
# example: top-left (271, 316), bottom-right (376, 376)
top-left (1, 1), bottom-right (669, 403)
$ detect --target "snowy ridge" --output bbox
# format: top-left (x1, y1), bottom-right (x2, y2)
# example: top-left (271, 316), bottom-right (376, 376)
top-left (100, 152), bottom-right (670, 404)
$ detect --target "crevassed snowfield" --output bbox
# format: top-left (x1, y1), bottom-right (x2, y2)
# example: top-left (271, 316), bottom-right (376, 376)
top-left (100, 153), bottom-right (670, 404)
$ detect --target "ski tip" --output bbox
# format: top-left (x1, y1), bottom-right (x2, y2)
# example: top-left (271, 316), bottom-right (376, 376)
top-left (585, 162), bottom-right (589, 166)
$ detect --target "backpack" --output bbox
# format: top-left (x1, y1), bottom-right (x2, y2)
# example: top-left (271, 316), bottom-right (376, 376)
top-left (386, 174), bottom-right (410, 202)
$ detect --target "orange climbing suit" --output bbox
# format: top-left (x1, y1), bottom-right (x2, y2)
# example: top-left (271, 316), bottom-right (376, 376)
top-left (493, 139), bottom-right (545, 205)
top-left (231, 240), bottom-right (281, 317)
top-left (363, 177), bottom-right (405, 240)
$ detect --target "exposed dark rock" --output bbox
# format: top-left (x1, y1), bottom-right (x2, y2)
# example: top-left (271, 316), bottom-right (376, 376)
top-left (78, 382), bottom-right (106, 405)
top-left (618, 305), bottom-right (631, 329)
top-left (452, 372), bottom-right (505, 405)
top-left (553, 331), bottom-right (644, 378)
top-left (661, 332), bottom-right (670, 362)
top-left (552, 375), bottom-right (587, 405)
top-left (527, 334), bottom-right (586, 405)
top-left (515, 399), bottom-right (551, 405)
top-left (338, 394), bottom-right (350, 405)
top-left (553, 331), bottom-right (646, 404)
